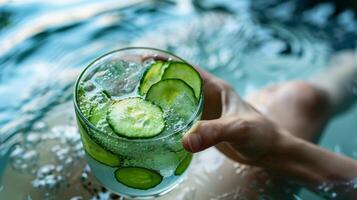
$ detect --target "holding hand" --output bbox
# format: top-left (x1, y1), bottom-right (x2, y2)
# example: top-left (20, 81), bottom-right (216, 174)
top-left (183, 67), bottom-right (357, 199)
top-left (182, 70), bottom-right (287, 166)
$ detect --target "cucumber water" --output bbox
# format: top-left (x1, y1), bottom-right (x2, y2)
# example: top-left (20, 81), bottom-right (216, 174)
top-left (74, 48), bottom-right (202, 197)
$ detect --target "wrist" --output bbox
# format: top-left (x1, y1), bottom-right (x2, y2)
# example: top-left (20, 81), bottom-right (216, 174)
top-left (259, 129), bottom-right (357, 185)
top-left (258, 129), bottom-right (322, 183)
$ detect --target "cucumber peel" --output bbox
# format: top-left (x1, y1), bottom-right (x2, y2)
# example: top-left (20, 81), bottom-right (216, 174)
top-left (108, 98), bottom-right (165, 138)
top-left (139, 61), bottom-right (168, 96)
top-left (77, 119), bottom-right (121, 167)
top-left (175, 153), bottom-right (192, 176)
top-left (114, 167), bottom-right (163, 190)
top-left (162, 62), bottom-right (202, 99)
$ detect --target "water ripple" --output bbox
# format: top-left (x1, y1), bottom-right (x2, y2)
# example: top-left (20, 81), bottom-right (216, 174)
top-left (0, 0), bottom-right (356, 199)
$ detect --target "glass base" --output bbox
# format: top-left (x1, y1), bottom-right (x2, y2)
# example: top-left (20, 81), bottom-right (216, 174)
top-left (86, 153), bottom-right (188, 199)
top-left (110, 176), bottom-right (185, 199)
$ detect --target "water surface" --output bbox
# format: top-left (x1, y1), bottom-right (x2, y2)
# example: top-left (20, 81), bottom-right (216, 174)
top-left (1, 0), bottom-right (357, 199)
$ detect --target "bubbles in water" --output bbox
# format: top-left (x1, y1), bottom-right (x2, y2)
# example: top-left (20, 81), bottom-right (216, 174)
top-left (83, 81), bottom-right (96, 92)
top-left (81, 171), bottom-right (89, 182)
top-left (10, 145), bottom-right (39, 173)
top-left (142, 57), bottom-right (156, 67)
top-left (55, 126), bottom-right (80, 141)
top-left (162, 91), bottom-right (197, 134)
top-left (32, 121), bottom-right (47, 132)
top-left (314, 180), bottom-right (357, 199)
top-left (52, 145), bottom-right (74, 167)
top-left (25, 132), bottom-right (42, 147)
top-left (32, 164), bottom-right (63, 190)
top-left (36, 164), bottom-right (56, 177)
top-left (8, 123), bottom-right (86, 197)
top-left (95, 117), bottom-right (115, 134)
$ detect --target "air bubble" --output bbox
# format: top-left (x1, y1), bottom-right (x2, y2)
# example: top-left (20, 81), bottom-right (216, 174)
top-left (25, 132), bottom-right (42, 147)
top-left (36, 164), bottom-right (56, 177)
top-left (32, 164), bottom-right (64, 190)
top-left (83, 81), bottom-right (95, 92)
top-left (10, 146), bottom-right (38, 173)
top-left (32, 121), bottom-right (47, 132)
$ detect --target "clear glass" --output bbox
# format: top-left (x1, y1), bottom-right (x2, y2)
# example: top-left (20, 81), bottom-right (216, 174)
top-left (73, 47), bottom-right (203, 199)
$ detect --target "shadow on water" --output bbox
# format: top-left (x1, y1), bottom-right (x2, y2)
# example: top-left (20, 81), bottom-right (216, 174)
top-left (0, 0), bottom-right (356, 199)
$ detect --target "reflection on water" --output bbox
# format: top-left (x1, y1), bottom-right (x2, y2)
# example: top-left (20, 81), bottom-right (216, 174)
top-left (0, 0), bottom-right (357, 199)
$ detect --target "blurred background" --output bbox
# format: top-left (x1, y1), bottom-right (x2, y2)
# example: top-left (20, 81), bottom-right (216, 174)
top-left (0, 0), bottom-right (357, 199)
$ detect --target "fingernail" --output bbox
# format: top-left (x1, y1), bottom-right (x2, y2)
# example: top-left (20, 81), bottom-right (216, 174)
top-left (187, 133), bottom-right (202, 152)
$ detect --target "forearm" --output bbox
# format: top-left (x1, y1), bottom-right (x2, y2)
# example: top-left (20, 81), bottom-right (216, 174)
top-left (261, 132), bottom-right (357, 198)
top-left (311, 51), bottom-right (357, 115)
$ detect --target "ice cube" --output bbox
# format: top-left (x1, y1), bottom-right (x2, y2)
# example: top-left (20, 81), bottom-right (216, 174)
top-left (92, 59), bottom-right (143, 97)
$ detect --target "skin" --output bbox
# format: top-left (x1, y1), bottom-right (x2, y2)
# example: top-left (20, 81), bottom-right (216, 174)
top-left (182, 51), bottom-right (357, 199)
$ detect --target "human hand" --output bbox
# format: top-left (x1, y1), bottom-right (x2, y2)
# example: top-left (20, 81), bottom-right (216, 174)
top-left (182, 69), bottom-right (288, 166)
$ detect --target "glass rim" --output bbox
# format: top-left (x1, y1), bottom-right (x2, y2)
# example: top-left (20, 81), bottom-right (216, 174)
top-left (73, 46), bottom-right (204, 142)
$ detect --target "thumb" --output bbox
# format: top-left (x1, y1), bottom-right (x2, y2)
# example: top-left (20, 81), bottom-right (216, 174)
top-left (182, 118), bottom-right (228, 153)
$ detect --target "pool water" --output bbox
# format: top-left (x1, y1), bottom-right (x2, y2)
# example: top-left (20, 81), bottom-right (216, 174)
top-left (0, 0), bottom-right (356, 199)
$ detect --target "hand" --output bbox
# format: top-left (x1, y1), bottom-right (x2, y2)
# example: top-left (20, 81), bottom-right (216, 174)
top-left (182, 69), bottom-right (287, 166)
top-left (182, 64), bottom-right (357, 200)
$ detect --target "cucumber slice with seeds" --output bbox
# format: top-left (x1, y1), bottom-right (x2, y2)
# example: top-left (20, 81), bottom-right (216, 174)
top-left (139, 61), bottom-right (169, 96)
top-left (108, 98), bottom-right (165, 138)
top-left (115, 167), bottom-right (162, 190)
top-left (175, 153), bottom-right (192, 175)
top-left (77, 119), bottom-right (121, 167)
top-left (146, 79), bottom-right (197, 125)
top-left (162, 62), bottom-right (202, 99)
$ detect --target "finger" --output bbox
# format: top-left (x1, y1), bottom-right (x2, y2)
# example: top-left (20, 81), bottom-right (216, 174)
top-left (182, 119), bottom-right (223, 153)
top-left (182, 117), bottom-right (247, 153)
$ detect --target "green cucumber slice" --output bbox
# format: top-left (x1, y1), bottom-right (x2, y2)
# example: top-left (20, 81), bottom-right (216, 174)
top-left (139, 61), bottom-right (168, 96)
top-left (77, 120), bottom-right (121, 167)
top-left (175, 153), bottom-right (192, 175)
top-left (107, 98), bottom-right (165, 138)
top-left (162, 62), bottom-right (202, 99)
top-left (89, 102), bottom-right (110, 125)
top-left (114, 167), bottom-right (163, 190)
top-left (88, 102), bottom-right (116, 135)
top-left (146, 79), bottom-right (197, 126)
top-left (87, 91), bottom-right (115, 133)
top-left (77, 87), bottom-right (92, 117)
